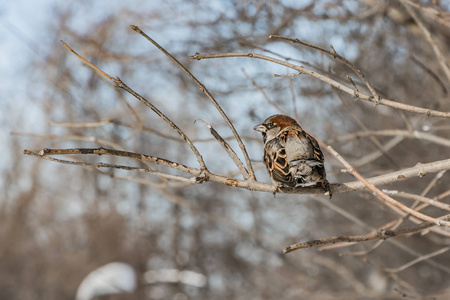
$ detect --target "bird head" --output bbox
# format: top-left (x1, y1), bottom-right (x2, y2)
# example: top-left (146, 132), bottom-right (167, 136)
top-left (253, 114), bottom-right (300, 143)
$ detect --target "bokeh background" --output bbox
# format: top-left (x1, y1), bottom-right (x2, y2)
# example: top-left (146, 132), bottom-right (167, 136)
top-left (2, 1), bottom-right (450, 299)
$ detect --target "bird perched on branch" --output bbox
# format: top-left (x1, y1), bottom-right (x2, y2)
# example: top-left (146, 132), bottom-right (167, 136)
top-left (254, 114), bottom-right (331, 198)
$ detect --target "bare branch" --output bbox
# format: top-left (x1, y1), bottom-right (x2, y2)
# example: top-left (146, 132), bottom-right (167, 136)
top-left (190, 52), bottom-right (450, 118)
top-left (12, 132), bottom-right (125, 150)
top-left (410, 55), bottom-right (448, 95)
top-left (389, 191), bottom-right (450, 212)
top-left (196, 119), bottom-right (249, 178)
top-left (24, 147), bottom-right (450, 197)
top-left (24, 148), bottom-right (200, 176)
top-left (270, 35), bottom-right (381, 103)
top-left (334, 91), bottom-right (401, 168)
top-left (346, 75), bottom-right (360, 99)
top-left (48, 120), bottom-right (112, 128)
top-left (129, 25), bottom-right (255, 180)
top-left (60, 40), bottom-right (208, 172)
top-left (400, 0), bottom-right (450, 84)
top-left (352, 136), bottom-right (404, 167)
top-left (328, 129), bottom-right (450, 148)
top-left (313, 196), bottom-right (450, 273)
top-left (242, 69), bottom-right (289, 115)
top-left (284, 220), bottom-right (442, 253)
top-left (327, 146), bottom-right (450, 226)
top-left (383, 246), bottom-right (450, 273)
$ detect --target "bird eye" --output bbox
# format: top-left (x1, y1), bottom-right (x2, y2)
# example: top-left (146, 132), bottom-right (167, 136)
top-left (266, 122), bottom-right (275, 129)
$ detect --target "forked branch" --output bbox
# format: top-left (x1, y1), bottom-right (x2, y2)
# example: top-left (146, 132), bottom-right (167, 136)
top-left (129, 25), bottom-right (255, 180)
top-left (327, 146), bottom-right (450, 226)
top-left (284, 218), bottom-right (449, 253)
top-left (269, 35), bottom-right (381, 103)
top-left (24, 148), bottom-right (450, 198)
top-left (60, 40), bottom-right (208, 172)
top-left (190, 52), bottom-right (450, 118)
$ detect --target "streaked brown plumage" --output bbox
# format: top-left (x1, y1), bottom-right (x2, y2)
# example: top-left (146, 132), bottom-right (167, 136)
top-left (254, 114), bottom-right (331, 198)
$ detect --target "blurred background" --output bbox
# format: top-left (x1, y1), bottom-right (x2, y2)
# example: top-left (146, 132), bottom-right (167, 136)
top-left (2, 0), bottom-right (450, 299)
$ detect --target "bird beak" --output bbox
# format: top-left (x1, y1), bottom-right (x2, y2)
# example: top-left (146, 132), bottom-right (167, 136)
top-left (253, 124), bottom-right (266, 132)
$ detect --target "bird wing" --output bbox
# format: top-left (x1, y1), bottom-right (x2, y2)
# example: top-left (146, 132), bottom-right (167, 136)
top-left (304, 131), bottom-right (324, 163)
top-left (286, 128), bottom-right (325, 163)
top-left (285, 128), bottom-right (327, 183)
top-left (264, 138), bottom-right (294, 186)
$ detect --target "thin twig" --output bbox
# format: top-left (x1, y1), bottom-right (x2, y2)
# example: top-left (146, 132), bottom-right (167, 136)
top-left (60, 40), bottom-right (208, 172)
top-left (396, 191), bottom-right (450, 211)
top-left (327, 146), bottom-right (450, 226)
top-left (383, 172), bottom-right (449, 211)
top-left (12, 132), bottom-right (125, 150)
top-left (111, 119), bottom-right (260, 143)
top-left (313, 195), bottom-right (450, 273)
top-left (346, 75), bottom-right (360, 99)
top-left (196, 119), bottom-right (249, 178)
top-left (327, 157), bottom-right (450, 194)
top-left (334, 91), bottom-right (401, 168)
top-left (400, 0), bottom-right (450, 84)
top-left (319, 219), bottom-right (399, 252)
top-left (383, 246), bottom-right (450, 273)
top-left (48, 120), bottom-right (112, 128)
top-left (336, 220), bottom-right (402, 255)
top-left (190, 52), bottom-right (450, 118)
top-left (109, 119), bottom-right (184, 142)
top-left (410, 55), bottom-right (448, 95)
top-left (352, 136), bottom-right (404, 167)
top-left (129, 25), bottom-right (255, 180)
top-left (24, 147), bottom-right (450, 196)
top-left (436, 190), bottom-right (450, 201)
top-left (273, 71), bottom-right (302, 78)
top-left (270, 35), bottom-right (381, 103)
top-left (345, 171), bottom-right (449, 254)
top-left (94, 71), bottom-right (144, 137)
top-left (284, 220), bottom-right (442, 253)
top-left (241, 69), bottom-right (289, 115)
top-left (25, 148), bottom-right (200, 176)
top-left (327, 129), bottom-right (450, 147)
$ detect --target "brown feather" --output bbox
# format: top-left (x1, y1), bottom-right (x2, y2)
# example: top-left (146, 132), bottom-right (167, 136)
top-left (255, 114), bottom-right (332, 197)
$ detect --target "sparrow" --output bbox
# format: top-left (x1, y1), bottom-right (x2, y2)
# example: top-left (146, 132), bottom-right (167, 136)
top-left (254, 114), bottom-right (332, 198)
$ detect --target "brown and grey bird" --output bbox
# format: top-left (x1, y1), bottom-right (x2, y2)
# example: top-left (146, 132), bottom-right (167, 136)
top-left (254, 114), bottom-right (331, 198)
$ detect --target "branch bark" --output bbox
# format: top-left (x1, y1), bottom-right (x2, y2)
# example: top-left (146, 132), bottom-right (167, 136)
top-left (23, 148), bottom-right (450, 197)
top-left (190, 52), bottom-right (450, 118)
top-left (284, 219), bottom-right (446, 253)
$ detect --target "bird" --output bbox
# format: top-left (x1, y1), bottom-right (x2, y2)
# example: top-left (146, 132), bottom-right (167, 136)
top-left (253, 114), bottom-right (332, 198)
